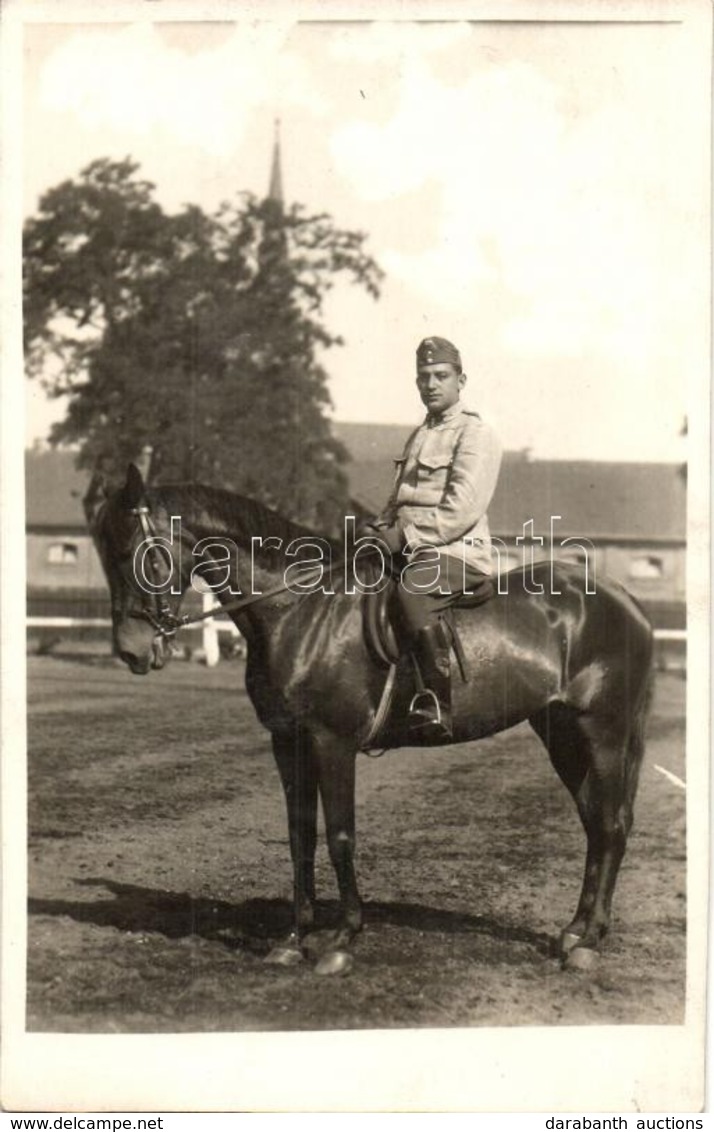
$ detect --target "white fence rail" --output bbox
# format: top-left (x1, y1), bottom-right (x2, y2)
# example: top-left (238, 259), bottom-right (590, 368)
top-left (27, 617), bottom-right (112, 629)
top-left (26, 618), bottom-right (687, 640)
top-left (27, 593), bottom-right (241, 670)
top-left (27, 615), bottom-right (686, 673)
top-left (26, 616), bottom-right (238, 633)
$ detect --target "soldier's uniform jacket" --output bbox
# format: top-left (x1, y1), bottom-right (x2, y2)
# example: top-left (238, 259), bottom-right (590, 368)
top-left (376, 401), bottom-right (502, 575)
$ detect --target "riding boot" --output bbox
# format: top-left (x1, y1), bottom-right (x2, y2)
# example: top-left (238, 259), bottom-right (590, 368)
top-left (408, 622), bottom-right (453, 744)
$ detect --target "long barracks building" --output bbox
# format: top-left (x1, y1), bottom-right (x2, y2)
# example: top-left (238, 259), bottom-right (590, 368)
top-left (25, 433), bottom-right (685, 638)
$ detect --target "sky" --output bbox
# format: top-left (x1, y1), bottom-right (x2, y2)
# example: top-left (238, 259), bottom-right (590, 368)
top-left (19, 13), bottom-right (707, 461)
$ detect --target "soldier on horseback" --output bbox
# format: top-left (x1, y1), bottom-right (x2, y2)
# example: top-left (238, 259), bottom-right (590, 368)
top-left (99, 427), bottom-right (652, 971)
top-left (364, 336), bottom-right (502, 743)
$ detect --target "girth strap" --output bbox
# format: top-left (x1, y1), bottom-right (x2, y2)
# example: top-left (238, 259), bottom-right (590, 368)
top-left (360, 663), bottom-right (398, 752)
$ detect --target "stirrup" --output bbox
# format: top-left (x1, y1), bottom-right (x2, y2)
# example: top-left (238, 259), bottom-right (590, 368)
top-left (408, 689), bottom-right (452, 741)
top-left (409, 688), bottom-right (442, 723)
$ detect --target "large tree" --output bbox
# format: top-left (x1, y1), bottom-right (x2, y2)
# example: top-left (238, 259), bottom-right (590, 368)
top-left (24, 158), bottom-right (382, 528)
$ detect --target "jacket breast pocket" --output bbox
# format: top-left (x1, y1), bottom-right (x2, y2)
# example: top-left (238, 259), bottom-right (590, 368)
top-left (415, 453), bottom-right (452, 496)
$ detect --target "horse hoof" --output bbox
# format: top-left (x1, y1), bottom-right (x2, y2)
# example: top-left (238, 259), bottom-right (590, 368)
top-left (301, 930), bottom-right (334, 959)
top-left (560, 930), bottom-right (582, 956)
top-left (314, 949), bottom-right (354, 977)
top-left (564, 946), bottom-right (598, 971)
top-left (265, 944), bottom-right (304, 967)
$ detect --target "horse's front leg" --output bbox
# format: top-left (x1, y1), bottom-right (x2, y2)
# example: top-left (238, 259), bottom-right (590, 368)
top-left (312, 732), bottom-right (362, 976)
top-left (266, 728), bottom-right (319, 966)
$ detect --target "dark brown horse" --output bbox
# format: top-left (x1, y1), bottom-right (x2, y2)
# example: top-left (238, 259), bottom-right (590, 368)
top-left (91, 464), bottom-right (654, 975)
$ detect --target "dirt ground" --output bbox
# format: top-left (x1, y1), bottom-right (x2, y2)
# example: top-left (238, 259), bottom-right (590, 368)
top-left (25, 651), bottom-right (686, 1032)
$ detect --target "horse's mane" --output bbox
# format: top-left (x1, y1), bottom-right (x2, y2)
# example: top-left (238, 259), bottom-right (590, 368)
top-left (149, 481), bottom-right (321, 554)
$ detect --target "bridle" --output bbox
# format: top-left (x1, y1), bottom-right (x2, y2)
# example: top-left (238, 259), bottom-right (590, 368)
top-left (122, 495), bottom-right (395, 753)
top-left (124, 499), bottom-right (343, 641)
top-left (127, 503), bottom-right (185, 638)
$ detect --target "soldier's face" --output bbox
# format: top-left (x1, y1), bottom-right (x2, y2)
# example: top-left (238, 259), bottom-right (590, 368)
top-left (416, 362), bottom-right (465, 414)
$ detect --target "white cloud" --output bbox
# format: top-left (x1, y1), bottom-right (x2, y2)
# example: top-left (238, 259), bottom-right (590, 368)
top-left (330, 42), bottom-right (693, 368)
top-left (329, 21), bottom-right (472, 64)
top-left (39, 23), bottom-right (325, 158)
top-left (331, 59), bottom-right (559, 200)
top-left (25, 21), bottom-right (697, 459)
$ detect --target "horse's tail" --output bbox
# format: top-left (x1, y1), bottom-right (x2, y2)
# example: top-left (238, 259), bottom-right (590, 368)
top-left (625, 649), bottom-right (655, 815)
top-left (622, 577), bottom-right (656, 758)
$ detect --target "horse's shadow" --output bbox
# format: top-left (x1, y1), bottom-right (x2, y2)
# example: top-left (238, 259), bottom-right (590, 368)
top-left (28, 877), bottom-right (557, 959)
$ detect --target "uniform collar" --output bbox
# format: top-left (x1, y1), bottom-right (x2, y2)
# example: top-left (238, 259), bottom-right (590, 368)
top-left (425, 399), bottom-right (464, 427)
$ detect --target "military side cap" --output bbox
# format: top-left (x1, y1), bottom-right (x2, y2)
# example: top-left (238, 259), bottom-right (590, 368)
top-left (416, 336), bottom-right (461, 368)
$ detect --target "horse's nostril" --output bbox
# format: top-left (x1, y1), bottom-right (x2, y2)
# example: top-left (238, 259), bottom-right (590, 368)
top-left (119, 650), bottom-right (135, 666)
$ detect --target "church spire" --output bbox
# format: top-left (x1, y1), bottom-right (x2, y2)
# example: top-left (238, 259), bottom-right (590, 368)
top-left (268, 117), bottom-right (284, 207)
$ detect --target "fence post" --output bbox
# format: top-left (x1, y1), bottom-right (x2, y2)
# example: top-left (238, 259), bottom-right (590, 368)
top-left (202, 591), bottom-right (220, 667)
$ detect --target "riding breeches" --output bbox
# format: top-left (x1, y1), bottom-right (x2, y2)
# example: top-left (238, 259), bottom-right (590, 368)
top-left (393, 549), bottom-right (493, 642)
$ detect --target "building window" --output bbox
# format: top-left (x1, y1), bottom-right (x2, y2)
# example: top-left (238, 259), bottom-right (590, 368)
top-left (629, 554), bottom-right (664, 580)
top-left (47, 542), bottom-right (79, 566)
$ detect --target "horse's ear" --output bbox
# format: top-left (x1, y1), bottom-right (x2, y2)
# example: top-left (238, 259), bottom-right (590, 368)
top-left (122, 462), bottom-right (146, 510)
top-left (83, 469), bottom-right (109, 529)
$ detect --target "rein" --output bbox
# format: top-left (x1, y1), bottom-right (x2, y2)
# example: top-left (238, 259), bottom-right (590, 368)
top-left (127, 501), bottom-right (364, 639)
top-left (177, 575), bottom-right (317, 630)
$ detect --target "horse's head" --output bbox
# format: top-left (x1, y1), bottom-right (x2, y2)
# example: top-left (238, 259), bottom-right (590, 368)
top-left (90, 464), bottom-right (185, 676)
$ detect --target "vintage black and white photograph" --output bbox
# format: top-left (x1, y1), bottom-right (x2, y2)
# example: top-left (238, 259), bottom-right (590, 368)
top-left (2, 0), bottom-right (710, 1114)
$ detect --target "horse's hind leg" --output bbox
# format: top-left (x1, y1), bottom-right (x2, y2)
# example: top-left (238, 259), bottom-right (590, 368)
top-left (568, 699), bottom-right (647, 962)
top-left (267, 728), bottom-right (319, 965)
top-left (530, 698), bottom-right (645, 967)
top-left (529, 702), bottom-right (594, 950)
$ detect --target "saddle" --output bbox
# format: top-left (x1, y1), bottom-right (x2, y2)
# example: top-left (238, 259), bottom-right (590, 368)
top-left (359, 574), bottom-right (494, 751)
top-left (362, 574), bottom-right (495, 673)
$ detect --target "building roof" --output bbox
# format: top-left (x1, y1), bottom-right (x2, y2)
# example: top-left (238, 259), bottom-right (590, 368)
top-left (491, 455), bottom-right (685, 542)
top-left (332, 422), bottom-right (686, 543)
top-left (25, 433), bottom-right (687, 543)
top-left (25, 449), bottom-right (89, 529)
